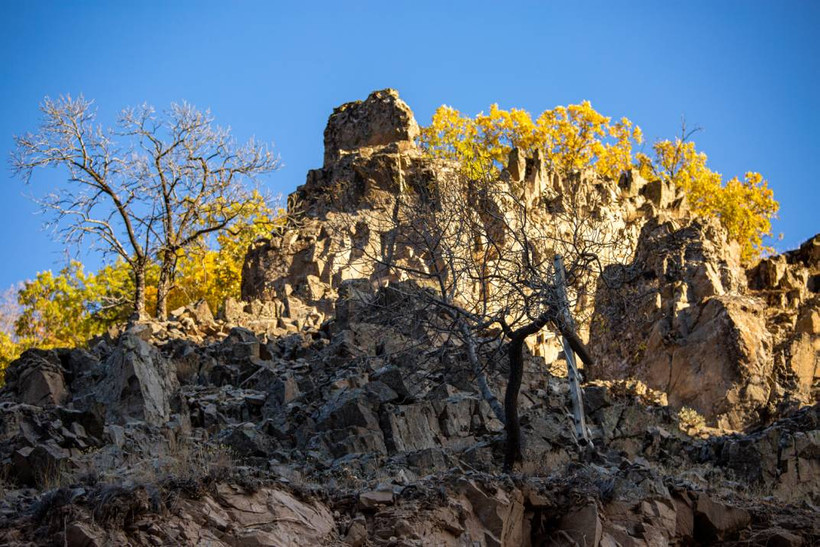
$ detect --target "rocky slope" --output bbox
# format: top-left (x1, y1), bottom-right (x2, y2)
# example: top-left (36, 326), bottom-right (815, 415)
top-left (2, 283), bottom-right (818, 546)
top-left (0, 89), bottom-right (817, 546)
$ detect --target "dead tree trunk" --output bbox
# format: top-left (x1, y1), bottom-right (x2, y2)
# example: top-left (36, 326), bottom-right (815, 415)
top-left (553, 254), bottom-right (593, 449)
top-left (503, 315), bottom-right (550, 471)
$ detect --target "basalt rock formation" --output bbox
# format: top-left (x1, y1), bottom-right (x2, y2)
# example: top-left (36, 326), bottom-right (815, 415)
top-left (589, 218), bottom-right (819, 429)
top-left (240, 89), bottom-right (687, 360)
top-left (1, 280), bottom-right (817, 545)
top-left (0, 90), bottom-right (817, 546)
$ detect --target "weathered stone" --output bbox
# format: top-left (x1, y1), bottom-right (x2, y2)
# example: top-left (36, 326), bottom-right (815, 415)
top-left (323, 88), bottom-right (419, 166)
top-left (558, 502), bottom-right (602, 547)
top-left (12, 443), bottom-right (70, 486)
top-left (618, 169), bottom-right (648, 198)
top-left (217, 486), bottom-right (335, 545)
top-left (506, 147), bottom-right (526, 182)
top-left (18, 362), bottom-right (67, 407)
top-left (4, 350), bottom-right (68, 407)
top-left (693, 493), bottom-right (751, 541)
top-left (65, 522), bottom-right (104, 547)
top-left (344, 516), bottom-right (368, 547)
top-left (371, 365), bottom-right (411, 401)
top-left (218, 423), bottom-right (276, 457)
top-left (359, 489), bottom-right (394, 510)
top-left (382, 403), bottom-right (440, 453)
top-left (589, 218), bottom-right (778, 428)
top-left (672, 493), bottom-right (694, 540)
top-left (641, 178), bottom-right (675, 209)
top-left (95, 331), bottom-right (180, 426)
top-left (316, 392), bottom-right (380, 431)
top-left (456, 479), bottom-right (525, 547)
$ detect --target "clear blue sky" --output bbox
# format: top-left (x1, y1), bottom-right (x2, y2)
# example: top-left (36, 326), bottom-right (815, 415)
top-left (1, 1), bottom-right (818, 289)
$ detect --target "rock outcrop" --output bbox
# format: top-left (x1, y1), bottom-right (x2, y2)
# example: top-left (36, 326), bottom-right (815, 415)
top-left (2, 277), bottom-right (818, 545)
top-left (240, 89), bottom-right (686, 362)
top-left (589, 218), bottom-right (818, 429)
top-left (241, 89), bottom-right (442, 326)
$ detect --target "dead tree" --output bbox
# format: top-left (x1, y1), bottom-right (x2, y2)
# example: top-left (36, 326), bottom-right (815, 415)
top-left (12, 96), bottom-right (153, 317)
top-left (332, 149), bottom-right (626, 470)
top-left (118, 102), bottom-right (279, 319)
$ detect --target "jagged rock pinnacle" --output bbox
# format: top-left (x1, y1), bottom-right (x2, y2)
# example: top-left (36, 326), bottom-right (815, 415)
top-left (323, 88), bottom-right (419, 167)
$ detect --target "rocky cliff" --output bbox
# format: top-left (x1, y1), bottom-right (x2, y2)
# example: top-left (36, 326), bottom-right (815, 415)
top-left (589, 219), bottom-right (819, 429)
top-left (0, 90), bottom-right (817, 546)
top-left (240, 89), bottom-right (688, 362)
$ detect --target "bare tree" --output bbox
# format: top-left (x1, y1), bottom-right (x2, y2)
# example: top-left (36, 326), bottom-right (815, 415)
top-left (342, 151), bottom-right (631, 470)
top-left (12, 96), bottom-right (153, 317)
top-left (12, 96), bottom-right (279, 319)
top-left (120, 103), bottom-right (279, 319)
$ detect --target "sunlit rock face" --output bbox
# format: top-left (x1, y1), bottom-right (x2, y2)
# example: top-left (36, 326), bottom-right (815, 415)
top-left (240, 89), bottom-right (683, 359)
top-left (242, 89), bottom-right (814, 429)
top-left (589, 218), bottom-right (819, 429)
top-left (0, 89), bottom-right (817, 546)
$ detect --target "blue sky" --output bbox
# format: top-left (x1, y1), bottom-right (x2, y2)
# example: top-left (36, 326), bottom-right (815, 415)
top-left (1, 1), bottom-right (818, 289)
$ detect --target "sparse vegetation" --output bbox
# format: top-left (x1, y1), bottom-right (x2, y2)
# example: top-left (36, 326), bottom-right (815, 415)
top-left (678, 406), bottom-right (708, 434)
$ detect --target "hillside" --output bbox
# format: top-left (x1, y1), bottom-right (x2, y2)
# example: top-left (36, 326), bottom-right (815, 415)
top-left (0, 90), bottom-right (817, 546)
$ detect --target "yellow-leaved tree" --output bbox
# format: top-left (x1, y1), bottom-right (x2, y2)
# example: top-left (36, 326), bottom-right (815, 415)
top-left (637, 138), bottom-right (778, 262)
top-left (14, 261), bottom-right (132, 350)
top-left (0, 332), bottom-right (18, 384)
top-left (420, 102), bottom-right (778, 263)
top-left (0, 286), bottom-right (20, 382)
top-left (165, 191), bottom-right (285, 313)
top-left (0, 192), bottom-right (282, 385)
top-left (419, 101), bottom-right (642, 180)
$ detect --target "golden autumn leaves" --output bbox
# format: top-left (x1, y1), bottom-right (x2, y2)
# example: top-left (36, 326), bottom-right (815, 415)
top-left (419, 102), bottom-right (778, 263)
top-left (0, 191), bottom-right (281, 380)
top-left (420, 101), bottom-right (642, 181)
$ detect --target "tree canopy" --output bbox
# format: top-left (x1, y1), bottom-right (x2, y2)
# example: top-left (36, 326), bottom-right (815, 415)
top-left (419, 102), bottom-right (778, 263)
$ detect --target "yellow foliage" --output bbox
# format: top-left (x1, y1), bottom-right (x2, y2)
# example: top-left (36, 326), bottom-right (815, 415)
top-left (14, 261), bottom-right (132, 349)
top-left (167, 191), bottom-right (284, 313)
top-left (419, 101), bottom-right (642, 179)
top-left (0, 331), bottom-right (20, 384)
top-left (420, 102), bottom-right (778, 263)
top-left (644, 139), bottom-right (778, 262)
top-left (4, 191), bottom-right (283, 373)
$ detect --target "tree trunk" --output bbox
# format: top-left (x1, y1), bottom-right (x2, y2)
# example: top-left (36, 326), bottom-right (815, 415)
top-left (553, 254), bottom-right (593, 448)
top-left (504, 335), bottom-right (526, 471)
top-left (133, 259), bottom-right (147, 321)
top-left (155, 249), bottom-right (176, 320)
top-left (156, 271), bottom-right (169, 321)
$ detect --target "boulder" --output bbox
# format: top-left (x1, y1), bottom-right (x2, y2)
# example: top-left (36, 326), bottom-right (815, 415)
top-left (18, 360), bottom-right (67, 407)
top-left (344, 516), bottom-right (368, 547)
top-left (3, 350), bottom-right (67, 407)
top-left (456, 479), bottom-right (526, 547)
top-left (618, 169), bottom-right (648, 198)
top-left (589, 218), bottom-right (776, 428)
top-left (382, 402), bottom-right (440, 453)
top-left (693, 493), bottom-right (751, 541)
top-left (641, 178), bottom-right (676, 209)
top-left (558, 502), bottom-right (602, 547)
top-left (95, 330), bottom-right (181, 426)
